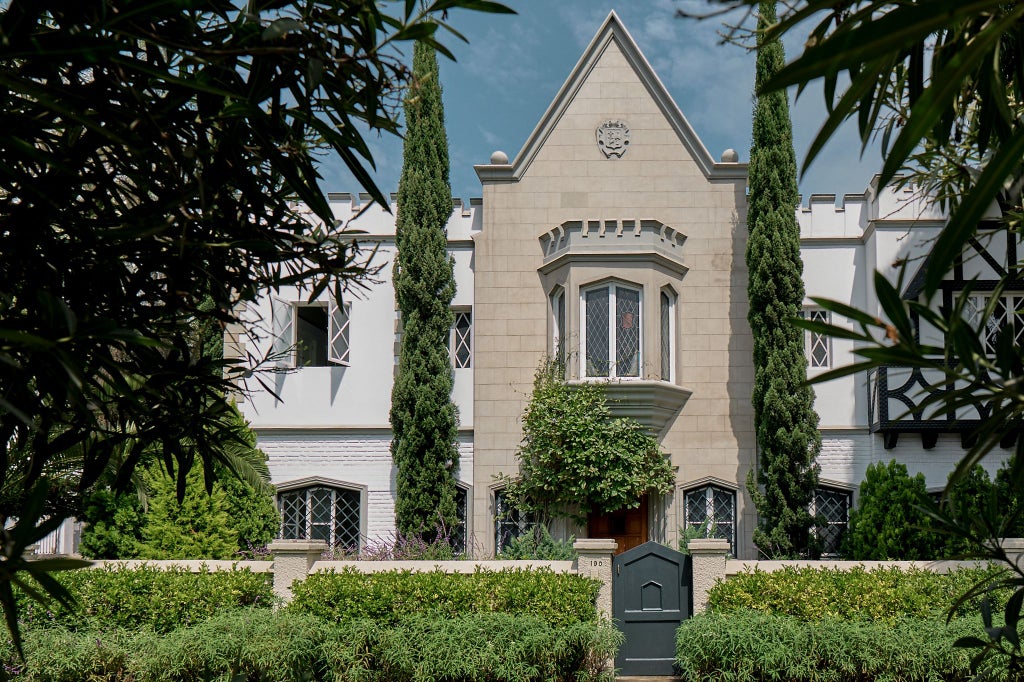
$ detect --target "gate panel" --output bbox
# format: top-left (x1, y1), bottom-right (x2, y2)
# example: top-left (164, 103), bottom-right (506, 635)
top-left (612, 541), bottom-right (690, 676)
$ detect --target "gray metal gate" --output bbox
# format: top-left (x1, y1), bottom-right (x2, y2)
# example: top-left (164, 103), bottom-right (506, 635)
top-left (612, 541), bottom-right (691, 676)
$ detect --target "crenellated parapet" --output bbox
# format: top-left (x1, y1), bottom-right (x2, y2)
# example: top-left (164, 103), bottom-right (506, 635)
top-left (306, 192), bottom-right (482, 240)
top-left (538, 218), bottom-right (686, 273)
top-left (796, 175), bottom-right (950, 240)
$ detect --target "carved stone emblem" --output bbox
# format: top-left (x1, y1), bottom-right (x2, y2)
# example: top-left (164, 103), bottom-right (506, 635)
top-left (596, 120), bottom-right (629, 158)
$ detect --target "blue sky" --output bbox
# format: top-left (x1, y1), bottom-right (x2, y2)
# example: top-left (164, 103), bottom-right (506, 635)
top-left (319, 0), bottom-right (881, 204)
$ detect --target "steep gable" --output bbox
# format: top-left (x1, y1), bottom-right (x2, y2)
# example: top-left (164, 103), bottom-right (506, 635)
top-left (476, 10), bottom-right (745, 183)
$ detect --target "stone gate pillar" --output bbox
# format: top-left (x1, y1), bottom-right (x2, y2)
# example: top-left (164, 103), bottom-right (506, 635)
top-left (268, 539), bottom-right (327, 603)
top-left (688, 538), bottom-right (729, 613)
top-left (574, 538), bottom-right (617, 619)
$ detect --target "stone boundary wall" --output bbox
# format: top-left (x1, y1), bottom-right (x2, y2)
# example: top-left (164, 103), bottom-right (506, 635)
top-left (85, 559), bottom-right (273, 572)
top-left (690, 537), bottom-right (1024, 615)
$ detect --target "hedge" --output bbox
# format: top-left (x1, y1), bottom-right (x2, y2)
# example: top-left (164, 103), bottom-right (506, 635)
top-left (288, 567), bottom-right (599, 627)
top-left (675, 609), bottom-right (982, 682)
top-left (708, 565), bottom-right (1007, 622)
top-left (3, 609), bottom-right (620, 682)
top-left (17, 565), bottom-right (274, 633)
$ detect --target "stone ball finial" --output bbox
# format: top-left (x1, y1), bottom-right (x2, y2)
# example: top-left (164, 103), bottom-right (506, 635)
top-left (721, 148), bottom-right (739, 163)
top-left (489, 150), bottom-right (509, 164)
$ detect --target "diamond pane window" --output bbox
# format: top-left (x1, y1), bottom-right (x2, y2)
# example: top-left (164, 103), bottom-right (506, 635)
top-left (962, 293), bottom-right (1024, 355)
top-left (551, 287), bottom-right (566, 365)
top-left (495, 490), bottom-right (533, 553)
top-left (278, 485), bottom-right (361, 552)
top-left (585, 287), bottom-right (610, 377)
top-left (583, 283), bottom-right (641, 378)
top-left (683, 485), bottom-right (736, 556)
top-left (801, 308), bottom-right (831, 368)
top-left (660, 291), bottom-right (673, 381)
top-left (811, 487), bottom-right (851, 558)
top-left (616, 287), bottom-right (640, 377)
top-left (452, 310), bottom-right (472, 369)
top-left (452, 486), bottom-right (468, 554)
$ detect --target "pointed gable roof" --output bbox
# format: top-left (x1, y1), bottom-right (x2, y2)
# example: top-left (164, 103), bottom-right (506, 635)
top-left (475, 10), bottom-right (746, 183)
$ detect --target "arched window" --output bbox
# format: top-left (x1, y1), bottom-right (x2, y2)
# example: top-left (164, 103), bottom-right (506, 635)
top-left (494, 489), bottom-right (532, 553)
top-left (810, 486), bottom-right (851, 557)
top-left (278, 484), bottom-right (361, 551)
top-left (683, 484), bottom-right (736, 556)
top-left (581, 282), bottom-right (641, 378)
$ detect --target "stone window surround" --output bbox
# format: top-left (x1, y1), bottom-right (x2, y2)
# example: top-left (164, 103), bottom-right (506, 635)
top-left (543, 266), bottom-right (684, 385)
top-left (681, 479), bottom-right (737, 557)
top-left (275, 476), bottom-right (368, 552)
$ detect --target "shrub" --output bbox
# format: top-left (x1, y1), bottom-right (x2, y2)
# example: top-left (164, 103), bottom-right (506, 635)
top-left (843, 460), bottom-right (937, 559)
top-left (708, 565), bottom-right (1007, 622)
top-left (0, 610), bottom-right (619, 682)
top-left (495, 525), bottom-right (577, 560)
top-left (675, 610), bottom-right (980, 682)
top-left (17, 565), bottom-right (274, 632)
top-left (288, 567), bottom-right (599, 627)
top-left (361, 613), bottom-right (618, 682)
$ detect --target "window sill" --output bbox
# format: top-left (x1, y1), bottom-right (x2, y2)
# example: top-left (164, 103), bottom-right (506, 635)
top-left (567, 379), bottom-right (691, 434)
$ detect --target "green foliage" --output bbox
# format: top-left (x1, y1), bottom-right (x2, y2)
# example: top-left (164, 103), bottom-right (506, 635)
top-left (79, 404), bottom-right (279, 560)
top-left (16, 566), bottom-right (273, 633)
top-left (0, 0), bottom-right (511, 652)
top-left (390, 40), bottom-right (461, 542)
top-left (287, 568), bottom-right (599, 627)
top-left (77, 490), bottom-right (145, 560)
top-left (843, 460), bottom-right (937, 560)
top-left (0, 610), bottom-right (619, 682)
top-left (500, 361), bottom-right (674, 523)
top-left (495, 526), bottom-right (577, 560)
top-left (745, 0), bottom-right (820, 559)
top-left (675, 610), bottom-right (981, 682)
top-left (708, 565), bottom-right (1009, 623)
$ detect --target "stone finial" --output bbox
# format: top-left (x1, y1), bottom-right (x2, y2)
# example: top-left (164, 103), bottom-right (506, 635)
top-left (489, 150), bottom-right (509, 164)
top-left (720, 148), bottom-right (739, 163)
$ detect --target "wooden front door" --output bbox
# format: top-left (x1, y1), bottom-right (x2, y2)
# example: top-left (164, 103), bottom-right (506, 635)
top-left (587, 496), bottom-right (648, 554)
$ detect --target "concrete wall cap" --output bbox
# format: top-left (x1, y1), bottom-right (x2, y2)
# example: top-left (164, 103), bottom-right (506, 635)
top-left (687, 539), bottom-right (730, 553)
top-left (267, 540), bottom-right (328, 553)
top-left (574, 539), bottom-right (618, 552)
top-left (1002, 538), bottom-right (1024, 551)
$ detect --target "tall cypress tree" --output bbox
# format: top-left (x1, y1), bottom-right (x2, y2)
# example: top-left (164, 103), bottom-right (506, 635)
top-left (745, 0), bottom-right (821, 558)
top-left (390, 41), bottom-right (460, 541)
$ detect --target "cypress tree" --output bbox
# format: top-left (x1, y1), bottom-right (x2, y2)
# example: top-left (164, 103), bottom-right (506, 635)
top-left (390, 41), bottom-right (460, 541)
top-left (746, 0), bottom-right (821, 558)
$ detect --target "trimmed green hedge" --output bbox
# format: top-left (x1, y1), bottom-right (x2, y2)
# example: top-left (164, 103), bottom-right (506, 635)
top-left (18, 565), bottom-right (274, 633)
top-left (5, 609), bottom-right (620, 682)
top-left (675, 610), bottom-right (981, 682)
top-left (288, 567), bottom-right (599, 627)
top-left (709, 565), bottom-right (1006, 622)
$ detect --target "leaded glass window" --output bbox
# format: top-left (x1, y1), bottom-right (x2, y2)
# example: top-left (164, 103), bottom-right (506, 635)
top-left (812, 487), bottom-right (851, 558)
top-left (278, 485), bottom-right (361, 552)
top-left (684, 485), bottom-right (736, 555)
top-left (801, 308), bottom-right (831, 368)
top-left (451, 486), bottom-right (468, 554)
top-left (962, 293), bottom-right (1024, 355)
top-left (583, 283), bottom-right (641, 378)
top-left (551, 287), bottom-right (566, 365)
top-left (451, 310), bottom-right (472, 369)
top-left (494, 490), bottom-right (532, 553)
top-left (660, 291), bottom-right (673, 381)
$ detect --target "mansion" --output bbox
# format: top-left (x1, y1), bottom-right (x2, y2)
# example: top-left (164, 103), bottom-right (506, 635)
top-left (225, 12), bottom-right (1010, 561)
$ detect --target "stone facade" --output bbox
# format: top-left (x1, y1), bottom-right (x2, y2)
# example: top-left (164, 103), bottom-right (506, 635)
top-left (191, 11), bottom-right (1009, 563)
